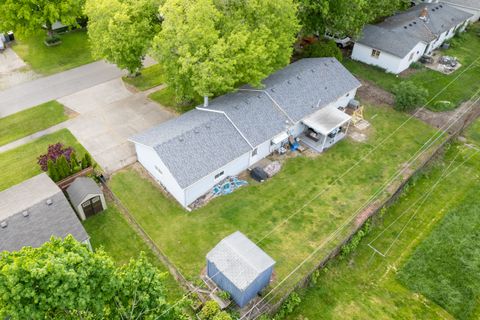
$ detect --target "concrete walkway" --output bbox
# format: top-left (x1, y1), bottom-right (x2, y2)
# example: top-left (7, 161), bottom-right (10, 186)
top-left (0, 60), bottom-right (125, 118)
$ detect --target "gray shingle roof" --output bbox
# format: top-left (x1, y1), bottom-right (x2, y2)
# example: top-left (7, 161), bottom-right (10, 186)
top-left (131, 58), bottom-right (360, 188)
top-left (67, 177), bottom-right (102, 208)
top-left (0, 174), bottom-right (89, 252)
top-left (207, 231), bottom-right (275, 291)
top-left (357, 3), bottom-right (473, 57)
top-left (443, 0), bottom-right (480, 10)
top-left (261, 58), bottom-right (361, 122)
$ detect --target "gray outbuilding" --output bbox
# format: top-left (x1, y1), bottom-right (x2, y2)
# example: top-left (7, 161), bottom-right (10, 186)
top-left (206, 231), bottom-right (275, 307)
top-left (66, 177), bottom-right (107, 221)
top-left (0, 173), bottom-right (90, 252)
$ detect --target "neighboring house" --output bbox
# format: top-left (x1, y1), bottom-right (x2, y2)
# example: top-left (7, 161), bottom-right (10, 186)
top-left (206, 231), bottom-right (275, 307)
top-left (0, 173), bottom-right (90, 252)
top-left (66, 177), bottom-right (107, 221)
top-left (351, 3), bottom-right (473, 74)
top-left (415, 0), bottom-right (480, 21)
top-left (130, 58), bottom-right (361, 208)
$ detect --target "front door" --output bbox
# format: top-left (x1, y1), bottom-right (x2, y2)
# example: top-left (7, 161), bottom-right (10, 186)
top-left (81, 196), bottom-right (103, 218)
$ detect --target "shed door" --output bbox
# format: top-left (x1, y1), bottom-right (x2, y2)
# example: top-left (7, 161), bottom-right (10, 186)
top-left (81, 196), bottom-right (103, 218)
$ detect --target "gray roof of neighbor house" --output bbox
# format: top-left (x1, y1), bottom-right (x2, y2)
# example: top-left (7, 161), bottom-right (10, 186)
top-left (130, 58), bottom-right (360, 188)
top-left (356, 3), bottom-right (473, 57)
top-left (0, 173), bottom-right (89, 252)
top-left (67, 177), bottom-right (103, 208)
top-left (207, 231), bottom-right (275, 291)
top-left (442, 0), bottom-right (480, 10)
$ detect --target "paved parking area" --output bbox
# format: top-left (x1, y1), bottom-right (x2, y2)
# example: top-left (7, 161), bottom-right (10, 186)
top-left (60, 79), bottom-right (175, 173)
top-left (0, 48), bottom-right (39, 90)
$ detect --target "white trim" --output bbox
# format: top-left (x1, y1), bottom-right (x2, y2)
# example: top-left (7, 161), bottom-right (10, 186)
top-left (196, 106), bottom-right (255, 149)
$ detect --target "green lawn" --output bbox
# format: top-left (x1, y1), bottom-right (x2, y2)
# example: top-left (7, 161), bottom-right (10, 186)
top-left (13, 30), bottom-right (96, 75)
top-left (123, 64), bottom-right (166, 91)
top-left (0, 129), bottom-right (87, 191)
top-left (397, 189), bottom-right (480, 320)
top-left (344, 22), bottom-right (480, 111)
top-left (83, 202), bottom-right (185, 300)
top-left (148, 87), bottom-right (196, 113)
top-left (109, 104), bottom-right (442, 298)
top-left (0, 101), bottom-right (68, 146)
top-left (285, 140), bottom-right (480, 320)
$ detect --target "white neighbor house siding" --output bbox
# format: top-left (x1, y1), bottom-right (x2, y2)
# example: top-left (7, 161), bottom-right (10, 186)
top-left (134, 143), bottom-right (187, 206)
top-left (351, 42), bottom-right (426, 74)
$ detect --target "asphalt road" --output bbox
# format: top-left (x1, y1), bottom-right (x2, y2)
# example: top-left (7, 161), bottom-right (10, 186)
top-left (0, 60), bottom-right (124, 118)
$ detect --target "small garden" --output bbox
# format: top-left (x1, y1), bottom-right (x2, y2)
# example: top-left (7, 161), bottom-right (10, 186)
top-left (13, 30), bottom-right (96, 75)
top-left (343, 22), bottom-right (480, 111)
top-left (0, 129), bottom-right (87, 191)
top-left (0, 101), bottom-right (68, 146)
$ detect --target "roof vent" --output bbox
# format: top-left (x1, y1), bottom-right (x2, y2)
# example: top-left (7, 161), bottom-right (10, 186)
top-left (409, 23), bottom-right (412, 27)
top-left (179, 137), bottom-right (184, 142)
top-left (287, 80), bottom-right (291, 85)
top-left (46, 199), bottom-right (53, 206)
top-left (439, 4), bottom-right (443, 8)
top-left (270, 88), bottom-right (275, 93)
top-left (22, 210), bottom-right (29, 217)
top-left (234, 105), bottom-right (239, 110)
top-left (324, 86), bottom-right (328, 90)
top-left (1, 221), bottom-right (7, 228)
top-left (413, 21), bottom-right (417, 24)
top-left (296, 75), bottom-right (301, 80)
top-left (311, 69), bottom-right (315, 73)
top-left (432, 8), bottom-right (436, 12)
top-left (257, 95), bottom-right (262, 99)
top-left (404, 26), bottom-right (408, 29)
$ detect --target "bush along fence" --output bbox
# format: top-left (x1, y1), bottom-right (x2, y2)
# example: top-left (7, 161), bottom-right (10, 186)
top-left (37, 143), bottom-right (94, 183)
top-left (249, 109), bottom-right (480, 320)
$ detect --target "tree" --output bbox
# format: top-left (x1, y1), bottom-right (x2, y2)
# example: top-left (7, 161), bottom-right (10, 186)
top-left (393, 81), bottom-right (428, 112)
top-left (153, 0), bottom-right (300, 102)
top-left (0, 0), bottom-right (85, 40)
top-left (302, 39), bottom-right (342, 61)
top-left (47, 159), bottom-right (60, 182)
top-left (0, 236), bottom-right (185, 320)
top-left (85, 0), bottom-right (161, 75)
top-left (297, 0), bottom-right (409, 36)
top-left (56, 155), bottom-right (71, 180)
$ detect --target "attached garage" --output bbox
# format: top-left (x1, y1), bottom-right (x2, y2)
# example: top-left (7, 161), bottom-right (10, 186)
top-left (67, 177), bottom-right (107, 220)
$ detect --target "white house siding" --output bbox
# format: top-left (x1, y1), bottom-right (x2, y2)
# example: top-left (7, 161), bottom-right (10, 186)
top-left (134, 143), bottom-right (186, 206)
top-left (250, 140), bottom-right (271, 166)
top-left (351, 43), bottom-right (404, 73)
top-left (397, 42), bottom-right (428, 72)
top-left (184, 152), bottom-right (251, 206)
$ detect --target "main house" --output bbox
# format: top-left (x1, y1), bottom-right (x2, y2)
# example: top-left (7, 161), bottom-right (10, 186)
top-left (130, 58), bottom-right (361, 209)
top-left (351, 3), bottom-right (472, 74)
top-left (0, 173), bottom-right (90, 252)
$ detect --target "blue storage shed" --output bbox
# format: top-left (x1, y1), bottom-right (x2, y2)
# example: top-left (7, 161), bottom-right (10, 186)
top-left (206, 231), bottom-right (275, 307)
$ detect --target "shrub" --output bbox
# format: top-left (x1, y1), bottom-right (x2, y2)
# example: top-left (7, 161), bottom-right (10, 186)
top-left (276, 292), bottom-right (301, 319)
top-left (212, 311), bottom-right (232, 320)
top-left (302, 39), bottom-right (342, 61)
top-left (434, 100), bottom-right (452, 111)
top-left (393, 81), bottom-right (428, 112)
top-left (409, 61), bottom-right (423, 69)
top-left (199, 301), bottom-right (221, 320)
top-left (217, 290), bottom-right (230, 300)
top-left (45, 35), bottom-right (61, 45)
top-left (340, 219), bottom-right (372, 258)
top-left (37, 143), bottom-right (74, 171)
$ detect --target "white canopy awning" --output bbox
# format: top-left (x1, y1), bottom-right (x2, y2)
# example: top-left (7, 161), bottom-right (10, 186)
top-left (302, 106), bottom-right (351, 136)
top-left (271, 131), bottom-right (289, 145)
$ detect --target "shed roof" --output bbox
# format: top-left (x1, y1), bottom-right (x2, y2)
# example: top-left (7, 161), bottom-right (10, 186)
top-left (207, 231), bottom-right (275, 291)
top-left (0, 174), bottom-right (89, 252)
top-left (67, 177), bottom-right (102, 208)
top-left (356, 3), bottom-right (473, 57)
top-left (131, 58), bottom-right (360, 189)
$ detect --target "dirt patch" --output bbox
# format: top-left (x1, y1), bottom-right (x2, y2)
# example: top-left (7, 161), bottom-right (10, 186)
top-left (399, 67), bottom-right (422, 78)
top-left (414, 98), bottom-right (480, 133)
top-left (356, 79), bottom-right (395, 107)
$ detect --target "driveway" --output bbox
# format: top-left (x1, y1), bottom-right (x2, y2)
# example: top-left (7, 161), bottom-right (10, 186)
top-left (59, 79), bottom-right (175, 174)
top-left (0, 48), bottom-right (39, 91)
top-left (0, 60), bottom-right (124, 117)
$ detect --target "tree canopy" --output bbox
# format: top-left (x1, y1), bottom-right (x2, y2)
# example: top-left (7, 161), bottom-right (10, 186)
top-left (0, 236), bottom-right (184, 320)
top-left (0, 0), bottom-right (85, 37)
top-left (298, 0), bottom-right (410, 36)
top-left (85, 0), bottom-right (161, 75)
top-left (153, 0), bottom-right (300, 101)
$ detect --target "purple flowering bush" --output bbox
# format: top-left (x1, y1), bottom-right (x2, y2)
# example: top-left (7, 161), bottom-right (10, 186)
top-left (37, 143), bottom-right (74, 172)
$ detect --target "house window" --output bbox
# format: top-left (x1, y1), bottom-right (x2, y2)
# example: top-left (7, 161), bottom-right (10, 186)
top-left (409, 52), bottom-right (414, 61)
top-left (371, 49), bottom-right (381, 58)
top-left (214, 171), bottom-right (224, 179)
top-left (252, 148), bottom-right (258, 157)
top-left (155, 166), bottom-right (162, 175)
